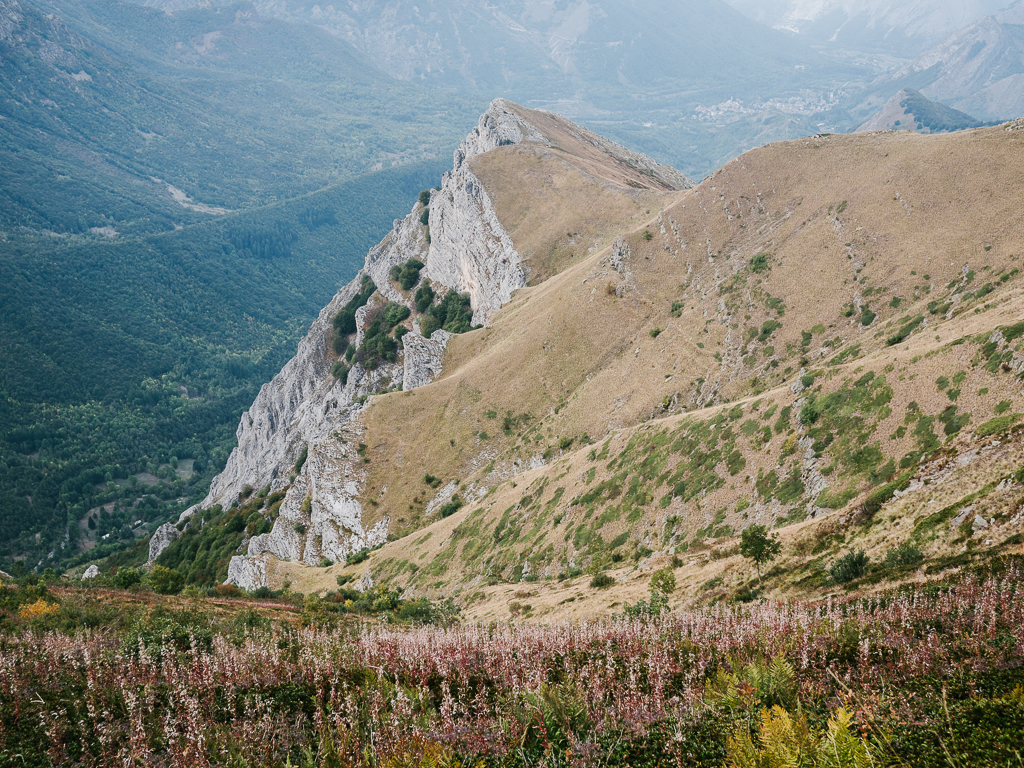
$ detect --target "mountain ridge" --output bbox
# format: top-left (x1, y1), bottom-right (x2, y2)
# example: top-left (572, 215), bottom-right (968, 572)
top-left (162, 102), bottom-right (1024, 621)
top-left (724, 0), bottom-right (1010, 56)
top-left (880, 0), bottom-right (1024, 122)
top-left (170, 100), bottom-right (690, 585)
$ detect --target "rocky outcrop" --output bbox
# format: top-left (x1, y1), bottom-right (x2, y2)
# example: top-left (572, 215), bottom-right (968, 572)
top-left (364, 209), bottom-right (430, 307)
top-left (425, 164), bottom-right (525, 326)
top-left (81, 564), bottom-right (100, 580)
top-left (425, 101), bottom-right (529, 326)
top-left (453, 99), bottom-right (549, 170)
top-left (148, 522), bottom-right (179, 563)
top-left (186, 277), bottom-right (365, 517)
top-left (403, 330), bottom-right (452, 390)
top-left (226, 552), bottom-right (269, 592)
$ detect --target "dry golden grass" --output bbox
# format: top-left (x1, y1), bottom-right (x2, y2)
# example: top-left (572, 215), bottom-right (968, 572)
top-left (275, 122), bottom-right (1024, 615)
top-left (471, 146), bottom-right (671, 284)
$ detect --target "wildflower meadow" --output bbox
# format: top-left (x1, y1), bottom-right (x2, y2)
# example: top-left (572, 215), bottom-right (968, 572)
top-left (1, 563), bottom-right (1023, 767)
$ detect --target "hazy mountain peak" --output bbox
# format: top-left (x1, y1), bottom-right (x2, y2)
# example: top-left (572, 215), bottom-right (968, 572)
top-left (856, 87), bottom-right (983, 132)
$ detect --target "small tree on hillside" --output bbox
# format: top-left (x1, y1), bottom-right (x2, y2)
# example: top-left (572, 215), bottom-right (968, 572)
top-left (740, 524), bottom-right (782, 586)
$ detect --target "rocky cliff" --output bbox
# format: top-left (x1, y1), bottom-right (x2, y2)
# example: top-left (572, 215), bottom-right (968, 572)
top-left (196, 99), bottom-right (689, 589)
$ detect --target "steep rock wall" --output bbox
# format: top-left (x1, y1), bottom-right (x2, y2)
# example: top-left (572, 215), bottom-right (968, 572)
top-left (200, 100), bottom-right (538, 589)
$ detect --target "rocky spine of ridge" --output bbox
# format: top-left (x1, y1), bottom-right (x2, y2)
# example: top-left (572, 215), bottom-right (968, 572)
top-left (199, 99), bottom-right (688, 589)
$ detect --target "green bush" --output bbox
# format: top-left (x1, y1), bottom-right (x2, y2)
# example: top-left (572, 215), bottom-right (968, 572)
top-left (415, 283), bottom-right (436, 313)
top-left (423, 291), bottom-right (475, 335)
top-left (622, 589), bottom-right (670, 618)
top-left (437, 495), bottom-right (465, 518)
top-left (293, 445), bottom-right (308, 474)
top-left (111, 567), bottom-right (142, 589)
top-left (828, 550), bottom-right (869, 584)
top-left (330, 361), bottom-right (350, 384)
top-left (332, 276), bottom-right (376, 337)
top-left (862, 469), bottom-right (914, 518)
top-left (976, 413), bottom-right (1022, 438)
top-left (884, 543), bottom-right (923, 569)
top-left (346, 548), bottom-right (370, 566)
top-left (590, 573), bottom-right (615, 589)
top-left (389, 258), bottom-right (425, 290)
top-left (886, 314), bottom-right (924, 346)
top-left (750, 254), bottom-right (769, 273)
top-left (650, 567), bottom-right (676, 594)
top-left (352, 301), bottom-right (410, 368)
top-left (758, 320), bottom-right (782, 342)
top-left (149, 565), bottom-right (185, 595)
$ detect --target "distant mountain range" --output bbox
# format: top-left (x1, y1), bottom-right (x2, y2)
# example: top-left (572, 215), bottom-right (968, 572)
top-left (724, 0), bottom-right (1010, 57)
top-left (135, 0), bottom-right (868, 178)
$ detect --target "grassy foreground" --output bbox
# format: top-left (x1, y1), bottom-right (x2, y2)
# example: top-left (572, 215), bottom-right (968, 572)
top-left (2, 563), bottom-right (1024, 767)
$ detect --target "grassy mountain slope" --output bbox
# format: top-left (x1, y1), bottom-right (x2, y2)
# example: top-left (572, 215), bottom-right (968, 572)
top-left (265, 110), bottom-right (1024, 617)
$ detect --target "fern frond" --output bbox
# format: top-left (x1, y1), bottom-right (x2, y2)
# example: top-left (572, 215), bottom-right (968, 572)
top-left (816, 707), bottom-right (875, 768)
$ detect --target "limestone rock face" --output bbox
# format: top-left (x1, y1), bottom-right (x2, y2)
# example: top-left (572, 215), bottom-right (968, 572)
top-left (226, 553), bottom-right (269, 591)
top-left (205, 100), bottom-right (541, 587)
top-left (425, 101), bottom-right (537, 326)
top-left (189, 276), bottom-right (364, 517)
top-left (364, 210), bottom-right (430, 308)
top-left (403, 330), bottom-right (452, 390)
top-left (81, 564), bottom-right (100, 580)
top-left (452, 99), bottom-right (548, 171)
top-left (148, 522), bottom-right (179, 563)
top-left (426, 164), bottom-right (525, 326)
